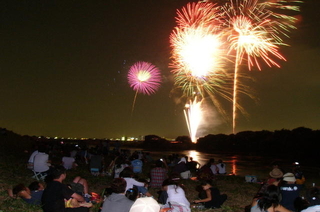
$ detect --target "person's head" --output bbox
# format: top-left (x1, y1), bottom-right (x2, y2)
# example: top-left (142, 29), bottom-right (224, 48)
top-left (178, 157), bottom-right (186, 164)
top-left (258, 185), bottom-right (281, 210)
top-left (38, 145), bottom-right (46, 153)
top-left (125, 187), bottom-right (138, 201)
top-left (129, 197), bottom-right (160, 212)
top-left (155, 159), bottom-right (163, 167)
top-left (12, 184), bottom-right (29, 196)
top-left (209, 158), bottom-right (215, 164)
top-left (120, 167), bottom-right (134, 178)
top-left (283, 172), bottom-right (296, 184)
top-left (200, 180), bottom-right (215, 190)
top-left (269, 168), bottom-right (283, 179)
top-left (52, 165), bottom-right (67, 180)
top-left (111, 178), bottom-right (127, 194)
top-left (28, 181), bottom-right (43, 191)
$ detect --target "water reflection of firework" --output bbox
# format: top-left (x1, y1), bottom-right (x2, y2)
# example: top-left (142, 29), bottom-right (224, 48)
top-left (184, 98), bottom-right (203, 143)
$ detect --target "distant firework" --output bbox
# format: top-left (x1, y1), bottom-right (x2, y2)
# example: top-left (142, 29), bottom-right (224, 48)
top-left (127, 61), bottom-right (161, 95)
top-left (221, 0), bottom-right (302, 133)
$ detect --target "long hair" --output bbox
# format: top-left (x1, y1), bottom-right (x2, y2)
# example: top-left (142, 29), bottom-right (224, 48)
top-left (257, 185), bottom-right (280, 210)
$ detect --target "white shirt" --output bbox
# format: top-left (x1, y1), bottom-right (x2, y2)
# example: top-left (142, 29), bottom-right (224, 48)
top-left (33, 152), bottom-right (50, 172)
top-left (62, 156), bottom-right (75, 170)
top-left (210, 164), bottom-right (219, 175)
top-left (166, 185), bottom-right (190, 207)
top-left (123, 177), bottom-right (144, 191)
top-left (217, 163), bottom-right (226, 174)
top-left (301, 205), bottom-right (320, 212)
top-left (28, 150), bottom-right (39, 163)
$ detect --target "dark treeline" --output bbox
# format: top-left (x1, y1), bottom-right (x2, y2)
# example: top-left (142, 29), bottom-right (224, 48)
top-left (196, 127), bottom-right (320, 162)
top-left (1, 126), bottom-right (320, 163)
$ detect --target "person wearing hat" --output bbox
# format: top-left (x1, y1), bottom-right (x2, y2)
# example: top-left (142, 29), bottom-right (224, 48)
top-left (129, 197), bottom-right (160, 212)
top-left (279, 172), bottom-right (302, 211)
top-left (268, 168), bottom-right (284, 185)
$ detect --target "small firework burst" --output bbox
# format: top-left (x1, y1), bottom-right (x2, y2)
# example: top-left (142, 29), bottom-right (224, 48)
top-left (127, 61), bottom-right (161, 95)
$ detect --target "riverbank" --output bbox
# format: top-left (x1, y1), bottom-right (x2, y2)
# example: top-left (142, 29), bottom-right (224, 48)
top-left (0, 150), bottom-right (262, 212)
top-left (0, 130), bottom-right (315, 212)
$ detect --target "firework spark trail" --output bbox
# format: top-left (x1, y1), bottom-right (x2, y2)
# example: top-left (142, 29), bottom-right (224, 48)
top-left (184, 98), bottom-right (203, 143)
top-left (222, 0), bottom-right (302, 133)
top-left (127, 61), bottom-right (161, 113)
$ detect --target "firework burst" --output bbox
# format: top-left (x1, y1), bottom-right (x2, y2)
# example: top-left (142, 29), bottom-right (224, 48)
top-left (170, 2), bottom-right (228, 98)
top-left (127, 61), bottom-right (161, 113)
top-left (221, 0), bottom-right (302, 133)
top-left (128, 61), bottom-right (161, 95)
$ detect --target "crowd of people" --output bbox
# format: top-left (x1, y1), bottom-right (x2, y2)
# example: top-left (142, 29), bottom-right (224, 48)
top-left (7, 141), bottom-right (319, 212)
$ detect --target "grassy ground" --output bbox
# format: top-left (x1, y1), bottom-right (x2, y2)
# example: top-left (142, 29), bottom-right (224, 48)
top-left (0, 151), bottom-right (262, 212)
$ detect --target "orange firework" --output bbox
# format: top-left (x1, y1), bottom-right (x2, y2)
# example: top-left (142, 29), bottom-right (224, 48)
top-left (221, 0), bottom-right (303, 133)
top-left (170, 2), bottom-right (228, 98)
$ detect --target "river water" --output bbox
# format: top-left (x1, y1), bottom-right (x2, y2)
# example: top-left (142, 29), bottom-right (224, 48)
top-left (127, 148), bottom-right (320, 186)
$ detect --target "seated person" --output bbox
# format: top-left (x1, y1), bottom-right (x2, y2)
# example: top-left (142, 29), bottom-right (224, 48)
top-left (125, 187), bottom-right (138, 201)
top-left (101, 178), bottom-right (134, 212)
top-left (41, 165), bottom-right (91, 212)
top-left (280, 172), bottom-right (302, 211)
top-left (33, 145), bottom-right (51, 173)
top-left (150, 159), bottom-right (168, 188)
top-left (62, 152), bottom-right (77, 170)
top-left (193, 180), bottom-right (227, 209)
top-left (217, 159), bottom-right (226, 175)
top-left (160, 178), bottom-right (190, 212)
top-left (8, 181), bottom-right (44, 205)
top-left (68, 176), bottom-right (91, 202)
top-left (120, 167), bottom-right (152, 197)
top-left (131, 154), bottom-right (143, 174)
top-left (251, 185), bottom-right (291, 212)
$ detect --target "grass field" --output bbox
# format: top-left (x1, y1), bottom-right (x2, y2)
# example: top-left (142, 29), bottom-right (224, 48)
top-left (0, 131), bottom-right (266, 212)
top-left (0, 151), bottom-right (263, 212)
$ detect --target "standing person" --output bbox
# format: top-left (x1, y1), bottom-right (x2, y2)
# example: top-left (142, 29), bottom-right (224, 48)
top-left (101, 178), bottom-right (134, 212)
top-left (250, 185), bottom-right (291, 212)
top-left (150, 159), bottom-right (168, 188)
top-left (280, 172), bottom-right (302, 211)
top-left (193, 180), bottom-right (227, 209)
top-left (41, 166), bottom-right (90, 212)
top-left (160, 178), bottom-right (191, 212)
top-left (217, 159), bottom-right (226, 175)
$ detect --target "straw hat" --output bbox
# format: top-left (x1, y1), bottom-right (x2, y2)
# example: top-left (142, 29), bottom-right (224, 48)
top-left (269, 168), bottom-right (283, 178)
top-left (129, 197), bottom-right (160, 212)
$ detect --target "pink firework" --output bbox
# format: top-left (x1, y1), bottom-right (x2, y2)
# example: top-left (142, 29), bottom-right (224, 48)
top-left (127, 61), bottom-right (161, 95)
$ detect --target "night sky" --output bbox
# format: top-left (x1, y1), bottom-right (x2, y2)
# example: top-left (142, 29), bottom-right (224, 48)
top-left (0, 0), bottom-right (319, 139)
